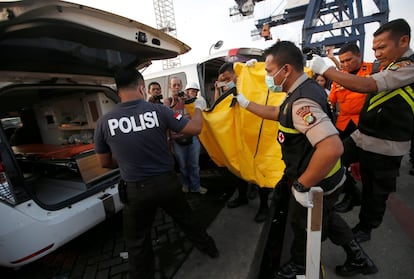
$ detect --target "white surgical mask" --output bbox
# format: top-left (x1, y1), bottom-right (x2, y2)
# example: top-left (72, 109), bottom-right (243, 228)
top-left (225, 81), bottom-right (235, 90)
top-left (265, 66), bottom-right (286, 92)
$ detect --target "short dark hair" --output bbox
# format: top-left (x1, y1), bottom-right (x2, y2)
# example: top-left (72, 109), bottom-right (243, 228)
top-left (148, 81), bottom-right (161, 90)
top-left (264, 41), bottom-right (304, 71)
top-left (338, 42), bottom-right (361, 56)
top-left (374, 18), bottom-right (411, 41)
top-left (218, 62), bottom-right (234, 75)
top-left (115, 68), bottom-right (144, 90)
top-left (170, 76), bottom-right (182, 83)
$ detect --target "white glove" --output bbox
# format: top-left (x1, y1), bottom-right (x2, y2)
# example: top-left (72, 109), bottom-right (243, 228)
top-left (309, 55), bottom-right (332, 75)
top-left (236, 93), bottom-right (250, 108)
top-left (245, 59), bottom-right (257, 67)
top-left (194, 96), bottom-right (207, 111)
top-left (292, 187), bottom-right (313, 208)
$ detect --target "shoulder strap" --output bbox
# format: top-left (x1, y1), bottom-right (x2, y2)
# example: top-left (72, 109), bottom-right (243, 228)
top-left (371, 60), bottom-right (380, 74)
top-left (395, 53), bottom-right (414, 63)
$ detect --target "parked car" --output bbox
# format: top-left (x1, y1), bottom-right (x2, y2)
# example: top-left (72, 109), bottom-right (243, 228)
top-left (0, 0), bottom-right (190, 268)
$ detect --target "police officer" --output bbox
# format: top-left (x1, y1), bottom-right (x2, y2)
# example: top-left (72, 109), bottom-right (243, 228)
top-left (236, 41), bottom-right (377, 278)
top-left (329, 43), bottom-right (373, 213)
top-left (310, 18), bottom-right (414, 243)
top-left (94, 68), bottom-right (218, 279)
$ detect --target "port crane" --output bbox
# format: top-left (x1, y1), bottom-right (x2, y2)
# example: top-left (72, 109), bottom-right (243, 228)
top-left (153, 0), bottom-right (181, 69)
top-left (230, 0), bottom-right (389, 56)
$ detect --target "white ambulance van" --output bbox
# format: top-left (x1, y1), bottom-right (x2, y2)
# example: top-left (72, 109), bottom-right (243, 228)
top-left (0, 0), bottom-right (190, 267)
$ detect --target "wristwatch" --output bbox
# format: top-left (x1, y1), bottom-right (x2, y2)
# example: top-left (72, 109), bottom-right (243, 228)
top-left (292, 180), bottom-right (309, 192)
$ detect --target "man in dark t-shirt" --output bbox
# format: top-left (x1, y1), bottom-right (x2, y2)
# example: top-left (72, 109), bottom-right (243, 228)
top-left (94, 68), bottom-right (218, 279)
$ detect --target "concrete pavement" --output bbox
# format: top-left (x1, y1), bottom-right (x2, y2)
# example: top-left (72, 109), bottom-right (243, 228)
top-left (1, 155), bottom-right (413, 278)
top-left (175, 188), bottom-right (271, 279)
top-left (176, 154), bottom-right (414, 279)
top-left (322, 154), bottom-right (414, 278)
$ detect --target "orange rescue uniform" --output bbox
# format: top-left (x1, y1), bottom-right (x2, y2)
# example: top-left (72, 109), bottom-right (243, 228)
top-left (329, 62), bottom-right (373, 131)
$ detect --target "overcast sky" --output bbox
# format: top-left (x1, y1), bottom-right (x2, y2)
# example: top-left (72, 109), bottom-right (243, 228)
top-left (69, 0), bottom-right (412, 73)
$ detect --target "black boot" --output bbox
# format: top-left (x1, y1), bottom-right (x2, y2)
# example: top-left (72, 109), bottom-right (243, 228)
top-left (254, 206), bottom-right (269, 223)
top-left (333, 193), bottom-right (358, 213)
top-left (335, 240), bottom-right (378, 276)
top-left (228, 183), bottom-right (249, 208)
top-left (352, 223), bottom-right (371, 243)
top-left (275, 261), bottom-right (305, 279)
top-left (194, 235), bottom-right (219, 258)
top-left (227, 196), bottom-right (248, 208)
top-left (334, 179), bottom-right (361, 213)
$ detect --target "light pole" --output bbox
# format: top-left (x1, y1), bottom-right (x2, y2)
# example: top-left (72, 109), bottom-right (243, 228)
top-left (209, 40), bottom-right (224, 55)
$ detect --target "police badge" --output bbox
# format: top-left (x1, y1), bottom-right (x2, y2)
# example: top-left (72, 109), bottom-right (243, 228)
top-left (296, 106), bottom-right (316, 125)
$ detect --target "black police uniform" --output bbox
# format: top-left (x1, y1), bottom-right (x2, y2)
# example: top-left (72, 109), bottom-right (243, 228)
top-left (342, 51), bottom-right (414, 235)
top-left (94, 99), bottom-right (217, 279)
top-left (277, 76), bottom-right (352, 266)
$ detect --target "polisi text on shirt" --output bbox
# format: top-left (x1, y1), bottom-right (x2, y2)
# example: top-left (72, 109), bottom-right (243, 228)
top-left (108, 111), bottom-right (160, 136)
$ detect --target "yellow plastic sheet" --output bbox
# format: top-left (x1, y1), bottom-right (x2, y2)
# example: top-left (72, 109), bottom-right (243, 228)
top-left (186, 62), bottom-right (286, 188)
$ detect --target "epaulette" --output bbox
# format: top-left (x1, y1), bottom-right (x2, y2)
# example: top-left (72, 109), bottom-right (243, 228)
top-left (389, 55), bottom-right (413, 71)
top-left (395, 53), bottom-right (414, 63)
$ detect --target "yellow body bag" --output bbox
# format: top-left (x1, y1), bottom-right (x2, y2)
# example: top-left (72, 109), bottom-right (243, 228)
top-left (186, 62), bottom-right (285, 188)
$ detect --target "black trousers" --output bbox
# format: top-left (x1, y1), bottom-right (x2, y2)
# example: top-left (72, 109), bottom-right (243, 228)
top-left (410, 132), bottom-right (414, 164)
top-left (289, 186), bottom-right (354, 265)
top-left (342, 137), bottom-right (403, 231)
top-left (338, 121), bottom-right (359, 196)
top-left (122, 171), bottom-right (213, 279)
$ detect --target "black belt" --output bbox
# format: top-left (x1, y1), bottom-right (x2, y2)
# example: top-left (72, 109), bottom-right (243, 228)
top-left (125, 171), bottom-right (175, 187)
top-left (126, 181), bottom-right (146, 187)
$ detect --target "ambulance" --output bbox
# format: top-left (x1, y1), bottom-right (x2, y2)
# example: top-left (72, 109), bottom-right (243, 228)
top-left (0, 0), bottom-right (189, 267)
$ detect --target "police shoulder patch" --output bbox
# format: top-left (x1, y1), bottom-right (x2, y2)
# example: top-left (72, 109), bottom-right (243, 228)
top-left (389, 60), bottom-right (412, 71)
top-left (296, 105), bottom-right (316, 125)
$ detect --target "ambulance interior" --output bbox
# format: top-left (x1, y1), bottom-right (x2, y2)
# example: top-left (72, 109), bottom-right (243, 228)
top-left (0, 85), bottom-right (120, 208)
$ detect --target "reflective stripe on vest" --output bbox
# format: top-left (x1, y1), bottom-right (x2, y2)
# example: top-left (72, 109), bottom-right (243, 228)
top-left (368, 85), bottom-right (414, 113)
top-left (278, 124), bottom-right (300, 134)
top-left (278, 124), bottom-right (341, 179)
top-left (367, 59), bottom-right (414, 113)
top-left (325, 158), bottom-right (341, 178)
